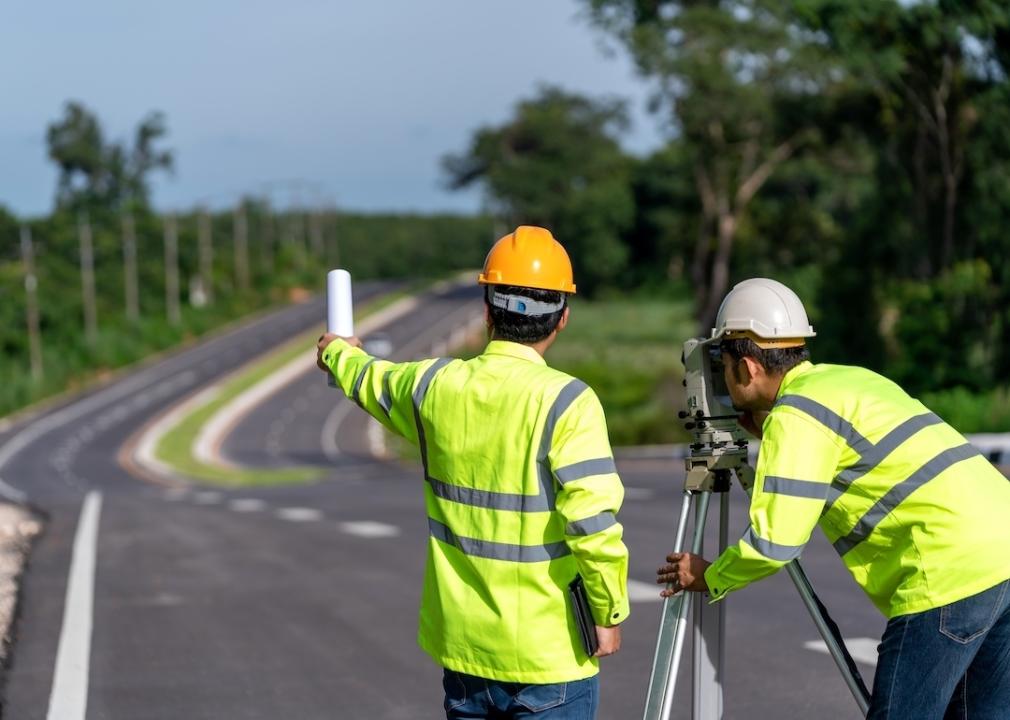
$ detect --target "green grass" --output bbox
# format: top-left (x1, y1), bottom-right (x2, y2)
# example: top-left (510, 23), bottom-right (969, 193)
top-left (918, 386), bottom-right (1010, 433)
top-left (152, 287), bottom-right (432, 486)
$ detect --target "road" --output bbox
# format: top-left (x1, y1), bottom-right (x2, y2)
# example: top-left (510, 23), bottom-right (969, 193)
top-left (0, 281), bottom-right (892, 719)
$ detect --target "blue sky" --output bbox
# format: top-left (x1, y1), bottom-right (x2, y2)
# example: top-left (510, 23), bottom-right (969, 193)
top-left (0, 1), bottom-right (662, 218)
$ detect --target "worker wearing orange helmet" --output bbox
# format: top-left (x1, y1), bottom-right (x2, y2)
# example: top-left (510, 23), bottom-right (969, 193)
top-left (317, 226), bottom-right (629, 719)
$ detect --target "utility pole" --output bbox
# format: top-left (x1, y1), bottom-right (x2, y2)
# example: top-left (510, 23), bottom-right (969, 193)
top-left (78, 214), bottom-right (98, 345)
top-left (122, 213), bottom-right (140, 323)
top-left (233, 205), bottom-right (250, 293)
top-left (260, 212), bottom-right (274, 273)
top-left (309, 211), bottom-right (324, 258)
top-left (164, 214), bottom-right (181, 326)
top-left (20, 226), bottom-right (43, 382)
top-left (327, 208), bottom-right (341, 268)
top-left (198, 209), bottom-right (214, 305)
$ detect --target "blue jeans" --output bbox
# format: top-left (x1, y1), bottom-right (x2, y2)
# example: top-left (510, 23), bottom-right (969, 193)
top-left (442, 669), bottom-right (599, 719)
top-left (868, 578), bottom-right (1010, 719)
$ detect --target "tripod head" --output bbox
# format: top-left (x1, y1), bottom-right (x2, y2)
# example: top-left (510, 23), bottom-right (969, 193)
top-left (679, 337), bottom-right (753, 492)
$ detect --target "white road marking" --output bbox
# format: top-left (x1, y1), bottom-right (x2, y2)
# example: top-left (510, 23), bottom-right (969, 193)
top-left (803, 637), bottom-right (878, 667)
top-left (229, 498), bottom-right (266, 512)
top-left (133, 385), bottom-right (221, 482)
top-left (339, 521), bottom-right (401, 538)
top-left (623, 487), bottom-right (654, 500)
top-left (321, 401), bottom-right (354, 461)
top-left (193, 492), bottom-right (222, 505)
top-left (46, 491), bottom-right (102, 720)
top-left (628, 579), bottom-right (664, 603)
top-left (163, 488), bottom-right (190, 501)
top-left (367, 418), bottom-right (386, 458)
top-left (277, 507), bottom-right (323, 522)
top-left (0, 370), bottom-right (197, 502)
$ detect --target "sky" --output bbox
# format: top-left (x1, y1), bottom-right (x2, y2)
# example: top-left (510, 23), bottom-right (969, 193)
top-left (0, 1), bottom-right (663, 218)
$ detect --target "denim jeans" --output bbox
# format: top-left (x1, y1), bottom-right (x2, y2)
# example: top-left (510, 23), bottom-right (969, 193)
top-left (868, 578), bottom-right (1010, 719)
top-left (442, 669), bottom-right (599, 719)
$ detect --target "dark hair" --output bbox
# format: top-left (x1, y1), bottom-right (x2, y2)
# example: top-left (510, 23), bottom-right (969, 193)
top-left (485, 285), bottom-right (567, 344)
top-left (721, 337), bottom-right (810, 375)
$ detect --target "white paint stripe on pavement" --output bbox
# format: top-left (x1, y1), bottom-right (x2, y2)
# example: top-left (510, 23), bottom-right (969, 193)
top-left (47, 491), bottom-right (102, 720)
top-left (229, 498), bottom-right (266, 512)
top-left (804, 637), bottom-right (878, 667)
top-left (193, 491), bottom-right (222, 505)
top-left (628, 579), bottom-right (664, 603)
top-left (339, 521), bottom-right (401, 538)
top-left (321, 401), bottom-right (354, 461)
top-left (277, 507), bottom-right (323, 522)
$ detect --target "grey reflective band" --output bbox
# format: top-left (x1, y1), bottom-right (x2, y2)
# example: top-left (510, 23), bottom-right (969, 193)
top-left (378, 372), bottom-right (393, 417)
top-left (833, 443), bottom-right (980, 556)
top-left (823, 412), bottom-right (944, 513)
top-left (554, 457), bottom-right (617, 485)
top-left (566, 511), bottom-right (617, 536)
top-left (537, 379), bottom-right (590, 508)
top-left (427, 475), bottom-right (550, 512)
top-left (351, 358), bottom-right (377, 407)
top-left (775, 395), bottom-right (873, 456)
top-left (422, 376), bottom-right (588, 515)
top-left (741, 526), bottom-right (805, 562)
top-left (428, 518), bottom-right (571, 562)
top-left (835, 412), bottom-right (943, 487)
top-left (412, 358), bottom-right (453, 475)
top-left (490, 289), bottom-right (564, 317)
top-left (762, 475), bottom-right (829, 500)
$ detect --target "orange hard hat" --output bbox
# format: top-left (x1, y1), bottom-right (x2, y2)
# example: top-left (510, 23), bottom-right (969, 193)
top-left (477, 226), bottom-right (576, 294)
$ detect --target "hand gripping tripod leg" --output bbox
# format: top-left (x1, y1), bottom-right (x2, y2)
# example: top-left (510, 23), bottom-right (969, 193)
top-left (642, 455), bottom-right (872, 720)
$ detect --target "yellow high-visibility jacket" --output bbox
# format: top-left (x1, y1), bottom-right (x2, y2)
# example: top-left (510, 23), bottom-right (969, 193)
top-left (322, 338), bottom-right (630, 682)
top-left (705, 361), bottom-right (1010, 618)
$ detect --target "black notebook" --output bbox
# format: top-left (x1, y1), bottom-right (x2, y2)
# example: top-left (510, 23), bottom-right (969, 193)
top-left (568, 575), bottom-right (599, 657)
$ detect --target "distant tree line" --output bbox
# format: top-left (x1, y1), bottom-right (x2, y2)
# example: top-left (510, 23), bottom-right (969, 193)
top-left (444, 0), bottom-right (1010, 400)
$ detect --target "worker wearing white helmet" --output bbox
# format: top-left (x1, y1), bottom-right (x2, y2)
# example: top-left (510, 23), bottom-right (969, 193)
top-left (657, 278), bottom-right (1010, 718)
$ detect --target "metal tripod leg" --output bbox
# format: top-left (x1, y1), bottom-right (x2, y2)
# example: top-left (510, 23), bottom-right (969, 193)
top-left (643, 490), bottom-right (712, 720)
top-left (785, 561), bottom-right (872, 715)
top-left (692, 491), bottom-right (728, 720)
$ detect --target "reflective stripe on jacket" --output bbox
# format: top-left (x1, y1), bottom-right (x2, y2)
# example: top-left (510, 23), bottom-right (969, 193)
top-left (705, 361), bottom-right (1010, 618)
top-left (322, 338), bottom-right (630, 682)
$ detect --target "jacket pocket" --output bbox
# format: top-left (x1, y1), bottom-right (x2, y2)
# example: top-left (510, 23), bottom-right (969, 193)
top-left (939, 580), bottom-right (1008, 644)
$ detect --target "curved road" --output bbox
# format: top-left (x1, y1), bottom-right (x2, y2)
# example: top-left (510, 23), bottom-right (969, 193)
top-left (0, 281), bottom-right (897, 719)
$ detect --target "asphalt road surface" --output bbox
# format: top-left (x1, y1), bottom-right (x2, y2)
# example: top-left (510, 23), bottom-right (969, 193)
top-left (0, 281), bottom-right (904, 719)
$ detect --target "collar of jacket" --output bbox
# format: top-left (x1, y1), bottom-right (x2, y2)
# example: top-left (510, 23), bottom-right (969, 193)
top-left (482, 340), bottom-right (546, 365)
top-left (775, 360), bottom-right (814, 400)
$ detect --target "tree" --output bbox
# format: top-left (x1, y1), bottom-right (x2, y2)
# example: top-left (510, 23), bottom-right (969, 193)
top-left (585, 0), bottom-right (846, 330)
top-left (46, 101), bottom-right (173, 212)
top-left (442, 86), bottom-right (635, 295)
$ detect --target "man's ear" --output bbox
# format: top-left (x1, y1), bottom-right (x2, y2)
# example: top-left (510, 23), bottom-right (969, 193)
top-left (740, 356), bottom-right (764, 384)
top-left (556, 306), bottom-right (570, 333)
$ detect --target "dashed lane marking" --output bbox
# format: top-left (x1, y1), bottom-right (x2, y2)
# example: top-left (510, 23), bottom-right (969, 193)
top-left (277, 507), bottom-right (323, 522)
top-left (193, 492), bottom-right (222, 505)
top-left (623, 487), bottom-right (654, 500)
top-left (229, 498), bottom-right (267, 512)
top-left (804, 637), bottom-right (878, 667)
top-left (339, 521), bottom-right (400, 538)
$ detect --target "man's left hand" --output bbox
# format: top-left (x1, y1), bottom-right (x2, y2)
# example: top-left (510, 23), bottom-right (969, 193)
top-left (656, 552), bottom-right (711, 597)
top-left (316, 332), bottom-right (361, 372)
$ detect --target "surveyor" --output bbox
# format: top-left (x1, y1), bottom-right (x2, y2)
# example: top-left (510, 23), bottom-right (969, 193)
top-left (317, 226), bottom-right (629, 719)
top-left (656, 277), bottom-right (1010, 718)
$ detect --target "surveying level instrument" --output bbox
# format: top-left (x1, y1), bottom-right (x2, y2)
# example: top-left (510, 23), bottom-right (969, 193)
top-left (642, 337), bottom-right (872, 720)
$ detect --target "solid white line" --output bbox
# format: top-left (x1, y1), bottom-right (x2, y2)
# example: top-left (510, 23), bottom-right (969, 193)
top-left (46, 491), bottom-right (102, 720)
top-left (803, 637), bottom-right (878, 667)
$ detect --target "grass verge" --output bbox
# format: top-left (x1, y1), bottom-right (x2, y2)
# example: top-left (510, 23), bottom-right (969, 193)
top-left (152, 286), bottom-right (435, 486)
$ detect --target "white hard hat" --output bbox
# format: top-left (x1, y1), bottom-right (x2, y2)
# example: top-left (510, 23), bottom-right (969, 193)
top-left (712, 278), bottom-right (815, 348)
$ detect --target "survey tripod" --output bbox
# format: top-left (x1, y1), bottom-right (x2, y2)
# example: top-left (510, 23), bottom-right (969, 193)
top-left (642, 339), bottom-right (873, 720)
